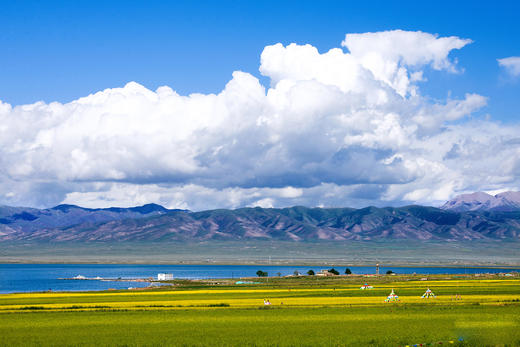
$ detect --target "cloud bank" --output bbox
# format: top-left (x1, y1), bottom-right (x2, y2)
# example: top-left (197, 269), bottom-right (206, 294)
top-left (498, 56), bottom-right (520, 77)
top-left (1, 30), bottom-right (519, 210)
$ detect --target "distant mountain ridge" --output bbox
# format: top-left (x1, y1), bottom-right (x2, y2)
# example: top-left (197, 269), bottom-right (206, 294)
top-left (1, 200), bottom-right (519, 242)
top-left (441, 191), bottom-right (520, 212)
top-left (0, 203), bottom-right (171, 233)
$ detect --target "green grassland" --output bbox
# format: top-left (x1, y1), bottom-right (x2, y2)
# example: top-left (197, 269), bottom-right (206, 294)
top-left (2, 306), bottom-right (519, 346)
top-left (3, 240), bottom-right (520, 266)
top-left (1, 274), bottom-right (519, 346)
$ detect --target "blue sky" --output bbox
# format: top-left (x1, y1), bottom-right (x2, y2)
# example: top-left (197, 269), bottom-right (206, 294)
top-left (0, 1), bottom-right (519, 210)
top-left (1, 0), bottom-right (519, 122)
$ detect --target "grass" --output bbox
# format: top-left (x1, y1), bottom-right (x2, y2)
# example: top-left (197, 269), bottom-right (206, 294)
top-left (1, 306), bottom-right (519, 346)
top-left (3, 240), bottom-right (520, 266)
top-left (0, 275), bottom-right (519, 346)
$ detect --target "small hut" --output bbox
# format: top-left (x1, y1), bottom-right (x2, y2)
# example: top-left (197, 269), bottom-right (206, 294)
top-left (360, 283), bottom-right (374, 290)
top-left (157, 273), bottom-right (174, 281)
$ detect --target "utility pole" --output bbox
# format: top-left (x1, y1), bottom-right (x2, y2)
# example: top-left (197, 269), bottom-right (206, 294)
top-left (376, 263), bottom-right (380, 275)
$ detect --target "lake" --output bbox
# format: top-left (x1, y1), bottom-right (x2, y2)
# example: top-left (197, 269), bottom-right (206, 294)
top-left (0, 264), bottom-right (518, 293)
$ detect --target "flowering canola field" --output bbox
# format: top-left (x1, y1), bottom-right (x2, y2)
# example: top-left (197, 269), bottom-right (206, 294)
top-left (1, 275), bottom-right (519, 346)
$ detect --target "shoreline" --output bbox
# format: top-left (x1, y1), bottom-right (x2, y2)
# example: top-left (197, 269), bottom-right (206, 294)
top-left (2, 271), bottom-right (519, 295)
top-left (2, 270), bottom-right (519, 295)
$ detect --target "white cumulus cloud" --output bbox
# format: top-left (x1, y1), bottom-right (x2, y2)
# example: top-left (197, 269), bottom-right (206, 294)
top-left (498, 56), bottom-right (520, 77)
top-left (0, 30), bottom-right (518, 210)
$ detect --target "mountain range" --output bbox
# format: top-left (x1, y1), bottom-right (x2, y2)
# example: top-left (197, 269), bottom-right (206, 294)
top-left (440, 191), bottom-right (520, 212)
top-left (1, 192), bottom-right (519, 242)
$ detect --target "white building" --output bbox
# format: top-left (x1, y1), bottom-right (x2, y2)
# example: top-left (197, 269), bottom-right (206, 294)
top-left (157, 273), bottom-right (174, 281)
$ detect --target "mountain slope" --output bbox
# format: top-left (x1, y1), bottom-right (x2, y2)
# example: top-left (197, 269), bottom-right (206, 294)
top-left (441, 191), bottom-right (520, 212)
top-left (0, 203), bottom-right (170, 236)
top-left (1, 205), bottom-right (519, 242)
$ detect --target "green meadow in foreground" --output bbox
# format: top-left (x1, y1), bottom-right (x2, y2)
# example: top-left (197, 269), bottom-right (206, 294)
top-left (2, 306), bottom-right (520, 346)
top-left (1, 274), bottom-right (519, 346)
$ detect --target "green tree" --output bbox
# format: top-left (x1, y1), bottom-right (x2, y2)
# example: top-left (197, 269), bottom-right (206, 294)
top-left (307, 269), bottom-right (315, 276)
top-left (345, 268), bottom-right (352, 275)
top-left (329, 268), bottom-right (339, 275)
top-left (256, 270), bottom-right (268, 277)
top-left (386, 270), bottom-right (394, 275)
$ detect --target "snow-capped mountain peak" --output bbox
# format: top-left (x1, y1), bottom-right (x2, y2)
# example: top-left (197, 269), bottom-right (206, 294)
top-left (441, 191), bottom-right (520, 212)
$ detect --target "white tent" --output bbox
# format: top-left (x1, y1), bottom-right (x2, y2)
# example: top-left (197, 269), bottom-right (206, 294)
top-left (384, 289), bottom-right (399, 302)
top-left (360, 283), bottom-right (374, 290)
top-left (421, 288), bottom-right (436, 299)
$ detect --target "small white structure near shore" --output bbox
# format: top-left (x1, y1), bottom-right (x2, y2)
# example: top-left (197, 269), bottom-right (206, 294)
top-left (157, 273), bottom-right (174, 281)
top-left (316, 270), bottom-right (335, 276)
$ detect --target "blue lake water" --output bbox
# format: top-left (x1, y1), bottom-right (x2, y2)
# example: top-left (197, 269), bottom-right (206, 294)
top-left (0, 264), bottom-right (518, 293)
